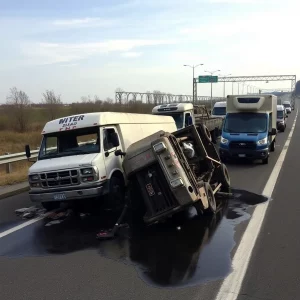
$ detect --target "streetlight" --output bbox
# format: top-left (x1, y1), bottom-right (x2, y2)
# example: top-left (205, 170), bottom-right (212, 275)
top-left (220, 73), bottom-right (232, 97)
top-left (184, 63), bottom-right (204, 104)
top-left (204, 69), bottom-right (221, 111)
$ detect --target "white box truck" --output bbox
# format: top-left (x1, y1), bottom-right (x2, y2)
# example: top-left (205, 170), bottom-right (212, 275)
top-left (219, 94), bottom-right (277, 164)
top-left (25, 112), bottom-right (177, 210)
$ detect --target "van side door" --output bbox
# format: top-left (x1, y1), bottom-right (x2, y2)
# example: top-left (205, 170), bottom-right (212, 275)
top-left (102, 127), bottom-right (124, 178)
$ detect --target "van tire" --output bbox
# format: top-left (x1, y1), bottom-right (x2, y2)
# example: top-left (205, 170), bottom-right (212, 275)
top-left (262, 156), bottom-right (269, 164)
top-left (106, 175), bottom-right (125, 211)
top-left (270, 139), bottom-right (275, 152)
top-left (42, 201), bottom-right (60, 211)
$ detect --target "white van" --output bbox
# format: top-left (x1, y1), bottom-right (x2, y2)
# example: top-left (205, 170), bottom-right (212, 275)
top-left (277, 105), bottom-right (287, 132)
top-left (211, 101), bottom-right (227, 118)
top-left (26, 112), bottom-right (177, 210)
top-left (282, 100), bottom-right (292, 114)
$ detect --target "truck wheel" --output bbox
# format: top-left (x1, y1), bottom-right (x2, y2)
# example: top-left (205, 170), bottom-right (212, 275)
top-left (270, 139), bottom-right (275, 152)
top-left (203, 183), bottom-right (217, 215)
top-left (42, 201), bottom-right (60, 211)
top-left (262, 156), bottom-right (269, 164)
top-left (107, 175), bottom-right (125, 211)
top-left (216, 163), bottom-right (230, 193)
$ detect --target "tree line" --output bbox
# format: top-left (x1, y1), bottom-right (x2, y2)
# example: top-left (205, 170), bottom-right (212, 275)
top-left (0, 87), bottom-right (155, 132)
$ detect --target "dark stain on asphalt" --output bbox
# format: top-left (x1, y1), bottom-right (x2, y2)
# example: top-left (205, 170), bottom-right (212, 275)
top-left (0, 189), bottom-right (269, 288)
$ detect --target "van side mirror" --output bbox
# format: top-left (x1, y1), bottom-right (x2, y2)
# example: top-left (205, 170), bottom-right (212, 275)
top-left (25, 145), bottom-right (31, 159)
top-left (115, 149), bottom-right (126, 157)
top-left (269, 128), bottom-right (277, 136)
top-left (111, 132), bottom-right (120, 147)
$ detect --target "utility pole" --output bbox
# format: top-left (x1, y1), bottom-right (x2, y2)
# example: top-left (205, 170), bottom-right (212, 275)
top-left (220, 73), bottom-right (232, 97)
top-left (184, 63), bottom-right (204, 105)
top-left (205, 69), bottom-right (221, 112)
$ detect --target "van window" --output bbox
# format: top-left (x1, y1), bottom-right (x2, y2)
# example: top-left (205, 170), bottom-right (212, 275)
top-left (277, 110), bottom-right (284, 119)
top-left (38, 127), bottom-right (100, 160)
top-left (103, 128), bottom-right (117, 151)
top-left (212, 106), bottom-right (226, 115)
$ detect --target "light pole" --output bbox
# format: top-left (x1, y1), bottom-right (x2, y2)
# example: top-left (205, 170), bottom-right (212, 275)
top-left (204, 69), bottom-right (221, 112)
top-left (220, 73), bottom-right (232, 97)
top-left (184, 63), bottom-right (204, 105)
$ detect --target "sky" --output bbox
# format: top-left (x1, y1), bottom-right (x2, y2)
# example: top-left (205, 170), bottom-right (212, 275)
top-left (0, 0), bottom-right (299, 103)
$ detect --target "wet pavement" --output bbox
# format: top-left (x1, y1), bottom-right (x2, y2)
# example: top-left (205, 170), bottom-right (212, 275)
top-left (0, 189), bottom-right (269, 289)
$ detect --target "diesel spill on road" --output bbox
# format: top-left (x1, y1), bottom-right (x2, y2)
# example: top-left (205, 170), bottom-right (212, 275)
top-left (0, 189), bottom-right (269, 288)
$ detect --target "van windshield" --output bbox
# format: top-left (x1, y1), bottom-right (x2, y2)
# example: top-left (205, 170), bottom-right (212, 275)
top-left (38, 127), bottom-right (100, 160)
top-left (212, 106), bottom-right (226, 116)
top-left (224, 113), bottom-right (267, 133)
top-left (158, 112), bottom-right (184, 129)
top-left (277, 110), bottom-right (284, 119)
top-left (283, 103), bottom-right (291, 108)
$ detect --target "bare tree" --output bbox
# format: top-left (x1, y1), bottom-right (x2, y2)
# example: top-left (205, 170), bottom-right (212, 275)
top-left (105, 97), bottom-right (114, 104)
top-left (42, 90), bottom-right (62, 120)
top-left (6, 87), bottom-right (31, 132)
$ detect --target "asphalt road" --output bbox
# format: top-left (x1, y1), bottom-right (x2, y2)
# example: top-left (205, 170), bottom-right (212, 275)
top-left (0, 109), bottom-right (298, 300)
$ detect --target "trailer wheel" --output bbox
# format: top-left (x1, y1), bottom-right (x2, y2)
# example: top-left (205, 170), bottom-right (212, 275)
top-left (204, 183), bottom-right (217, 215)
top-left (216, 163), bottom-right (230, 193)
top-left (202, 125), bottom-right (212, 142)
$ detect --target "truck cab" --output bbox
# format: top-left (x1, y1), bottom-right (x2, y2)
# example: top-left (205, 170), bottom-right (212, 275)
top-left (152, 103), bottom-right (195, 130)
top-left (282, 100), bottom-right (292, 114)
top-left (219, 95), bottom-right (277, 164)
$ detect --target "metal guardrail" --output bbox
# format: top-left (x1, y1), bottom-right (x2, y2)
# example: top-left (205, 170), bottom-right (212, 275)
top-left (0, 150), bottom-right (39, 165)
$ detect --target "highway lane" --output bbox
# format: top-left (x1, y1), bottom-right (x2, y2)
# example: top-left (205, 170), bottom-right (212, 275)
top-left (0, 109), bottom-right (297, 300)
top-left (235, 108), bottom-right (300, 300)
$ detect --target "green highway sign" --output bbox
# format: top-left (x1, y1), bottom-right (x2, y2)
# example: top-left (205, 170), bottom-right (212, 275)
top-left (198, 75), bottom-right (218, 83)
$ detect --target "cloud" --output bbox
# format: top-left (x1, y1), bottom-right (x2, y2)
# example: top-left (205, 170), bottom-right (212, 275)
top-left (121, 52), bottom-right (142, 58)
top-left (52, 17), bottom-right (116, 28)
top-left (21, 39), bottom-right (177, 65)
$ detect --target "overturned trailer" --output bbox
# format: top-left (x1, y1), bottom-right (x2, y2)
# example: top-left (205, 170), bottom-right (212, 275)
top-left (121, 124), bottom-right (231, 226)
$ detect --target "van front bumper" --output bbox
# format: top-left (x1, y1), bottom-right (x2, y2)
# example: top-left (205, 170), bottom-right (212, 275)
top-left (219, 147), bottom-right (269, 160)
top-left (29, 181), bottom-right (109, 203)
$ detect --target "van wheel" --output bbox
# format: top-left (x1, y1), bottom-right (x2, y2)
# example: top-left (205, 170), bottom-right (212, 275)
top-left (107, 175), bottom-right (125, 211)
top-left (270, 139), bottom-right (275, 152)
top-left (42, 201), bottom-right (60, 211)
top-left (262, 156), bottom-right (269, 164)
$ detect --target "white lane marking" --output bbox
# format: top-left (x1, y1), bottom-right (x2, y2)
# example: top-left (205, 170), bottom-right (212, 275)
top-left (215, 110), bottom-right (298, 300)
top-left (0, 216), bottom-right (44, 239)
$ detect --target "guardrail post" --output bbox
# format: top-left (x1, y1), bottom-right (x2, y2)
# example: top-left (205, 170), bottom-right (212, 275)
top-left (5, 153), bottom-right (12, 174)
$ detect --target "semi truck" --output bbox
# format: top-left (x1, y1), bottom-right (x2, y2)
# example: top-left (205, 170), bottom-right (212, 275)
top-left (219, 94), bottom-right (277, 164)
top-left (121, 124), bottom-right (231, 226)
top-left (152, 103), bottom-right (223, 143)
top-left (25, 112), bottom-right (177, 211)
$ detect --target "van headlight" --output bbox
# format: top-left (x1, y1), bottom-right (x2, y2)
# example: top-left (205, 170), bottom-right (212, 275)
top-left (257, 137), bottom-right (268, 145)
top-left (220, 136), bottom-right (229, 145)
top-left (81, 168), bottom-right (93, 175)
top-left (29, 174), bottom-right (39, 181)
